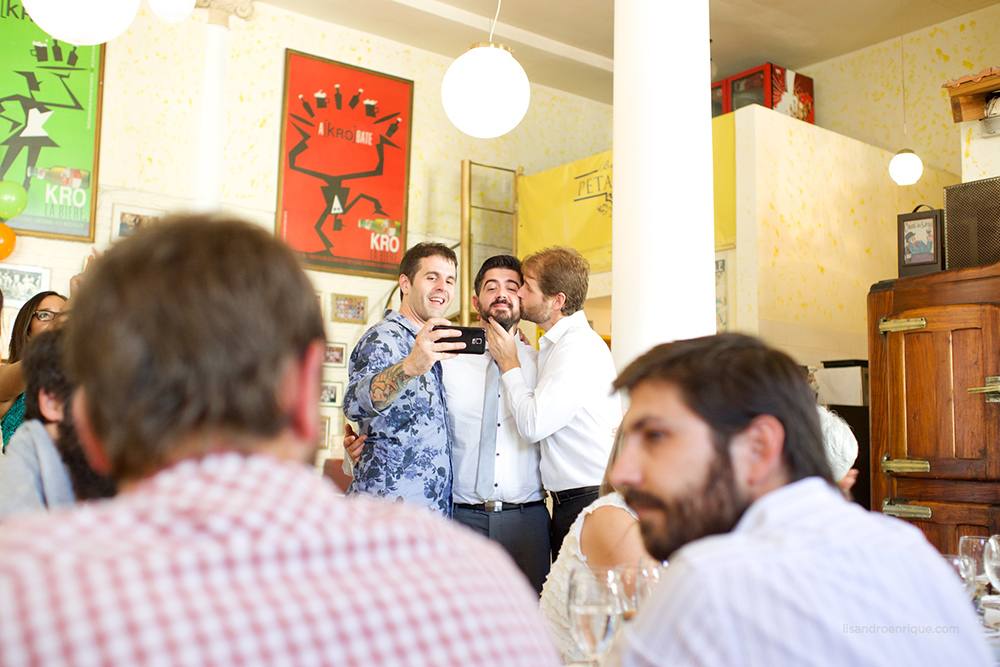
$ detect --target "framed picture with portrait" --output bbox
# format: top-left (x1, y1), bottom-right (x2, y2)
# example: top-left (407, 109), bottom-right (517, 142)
top-left (0, 264), bottom-right (51, 308)
top-left (898, 207), bottom-right (944, 278)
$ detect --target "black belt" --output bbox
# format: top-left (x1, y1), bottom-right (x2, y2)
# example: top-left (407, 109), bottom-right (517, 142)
top-left (548, 486), bottom-right (600, 505)
top-left (455, 499), bottom-right (546, 513)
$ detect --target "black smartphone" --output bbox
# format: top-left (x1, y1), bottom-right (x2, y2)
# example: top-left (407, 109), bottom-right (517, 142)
top-left (432, 325), bottom-right (486, 355)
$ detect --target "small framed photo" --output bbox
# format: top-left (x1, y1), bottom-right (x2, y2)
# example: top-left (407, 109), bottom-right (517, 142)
top-left (0, 264), bottom-right (51, 308)
top-left (319, 381), bottom-right (343, 407)
top-left (898, 208), bottom-right (944, 278)
top-left (317, 415), bottom-right (332, 451)
top-left (315, 291), bottom-right (324, 319)
top-left (323, 342), bottom-right (347, 368)
top-left (331, 294), bottom-right (368, 324)
top-left (111, 204), bottom-right (166, 242)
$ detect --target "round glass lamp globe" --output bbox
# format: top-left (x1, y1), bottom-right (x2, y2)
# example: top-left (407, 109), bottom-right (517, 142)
top-left (889, 149), bottom-right (923, 186)
top-left (441, 44), bottom-right (530, 139)
top-left (23, 0), bottom-right (139, 45)
top-left (149, 0), bottom-right (196, 23)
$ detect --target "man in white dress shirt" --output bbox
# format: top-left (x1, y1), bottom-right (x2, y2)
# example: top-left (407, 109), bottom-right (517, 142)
top-left (448, 255), bottom-right (550, 593)
top-left (484, 246), bottom-right (622, 559)
top-left (604, 334), bottom-right (991, 667)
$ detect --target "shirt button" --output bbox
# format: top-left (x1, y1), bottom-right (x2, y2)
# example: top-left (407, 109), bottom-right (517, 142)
top-left (494, 483), bottom-right (498, 487)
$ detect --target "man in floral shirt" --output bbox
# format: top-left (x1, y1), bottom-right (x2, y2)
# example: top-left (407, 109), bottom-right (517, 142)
top-left (344, 243), bottom-right (466, 515)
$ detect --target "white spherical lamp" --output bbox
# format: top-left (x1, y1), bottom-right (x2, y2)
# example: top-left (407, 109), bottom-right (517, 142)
top-left (888, 148), bottom-right (923, 186)
top-left (441, 43), bottom-right (530, 139)
top-left (148, 0), bottom-right (196, 23)
top-left (23, 0), bottom-right (140, 46)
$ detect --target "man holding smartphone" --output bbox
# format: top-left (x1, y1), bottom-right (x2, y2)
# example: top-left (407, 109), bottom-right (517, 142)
top-left (343, 242), bottom-right (466, 516)
top-left (347, 255), bottom-right (549, 591)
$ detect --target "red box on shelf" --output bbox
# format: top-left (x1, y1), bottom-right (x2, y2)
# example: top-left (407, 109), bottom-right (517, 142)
top-left (711, 80), bottom-right (729, 118)
top-left (712, 63), bottom-right (814, 123)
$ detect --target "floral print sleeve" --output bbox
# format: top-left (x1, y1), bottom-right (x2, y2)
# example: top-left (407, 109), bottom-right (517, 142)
top-left (343, 312), bottom-right (453, 516)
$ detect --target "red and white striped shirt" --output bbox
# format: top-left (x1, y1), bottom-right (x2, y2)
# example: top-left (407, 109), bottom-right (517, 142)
top-left (0, 452), bottom-right (559, 666)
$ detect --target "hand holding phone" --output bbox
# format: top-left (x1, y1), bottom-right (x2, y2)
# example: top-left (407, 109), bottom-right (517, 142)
top-left (432, 325), bottom-right (486, 355)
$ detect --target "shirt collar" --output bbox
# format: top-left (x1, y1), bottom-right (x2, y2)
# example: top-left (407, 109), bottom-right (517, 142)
top-left (539, 310), bottom-right (587, 347)
top-left (386, 310), bottom-right (421, 336)
top-left (732, 477), bottom-right (841, 535)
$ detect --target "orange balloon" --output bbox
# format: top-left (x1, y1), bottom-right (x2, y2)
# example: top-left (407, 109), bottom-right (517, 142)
top-left (0, 223), bottom-right (16, 260)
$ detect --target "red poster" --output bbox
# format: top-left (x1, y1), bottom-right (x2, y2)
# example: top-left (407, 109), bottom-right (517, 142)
top-left (276, 50), bottom-right (413, 278)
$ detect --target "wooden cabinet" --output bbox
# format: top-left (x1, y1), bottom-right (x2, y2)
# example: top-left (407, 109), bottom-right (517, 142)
top-left (869, 263), bottom-right (1000, 553)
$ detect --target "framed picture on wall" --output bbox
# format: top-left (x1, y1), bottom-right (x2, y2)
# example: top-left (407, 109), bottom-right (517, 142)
top-left (898, 207), bottom-right (944, 278)
top-left (323, 342), bottom-right (347, 368)
top-left (317, 415), bottom-right (332, 451)
top-left (319, 381), bottom-right (344, 408)
top-left (331, 294), bottom-right (368, 324)
top-left (0, 264), bottom-right (51, 308)
top-left (275, 49), bottom-right (413, 279)
top-left (315, 291), bottom-right (324, 319)
top-left (0, 14), bottom-right (104, 242)
top-left (110, 204), bottom-right (166, 242)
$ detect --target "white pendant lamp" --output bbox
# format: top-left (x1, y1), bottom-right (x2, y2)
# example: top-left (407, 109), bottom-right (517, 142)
top-left (889, 149), bottom-right (923, 186)
top-left (888, 0), bottom-right (923, 186)
top-left (23, 0), bottom-right (140, 46)
top-left (148, 0), bottom-right (196, 23)
top-left (441, 0), bottom-right (530, 139)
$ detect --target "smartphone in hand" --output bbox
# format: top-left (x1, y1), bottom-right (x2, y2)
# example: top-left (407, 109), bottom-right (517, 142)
top-left (432, 325), bottom-right (486, 354)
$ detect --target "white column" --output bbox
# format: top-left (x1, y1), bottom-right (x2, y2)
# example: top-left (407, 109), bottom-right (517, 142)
top-left (192, 1), bottom-right (255, 212)
top-left (611, 0), bottom-right (716, 373)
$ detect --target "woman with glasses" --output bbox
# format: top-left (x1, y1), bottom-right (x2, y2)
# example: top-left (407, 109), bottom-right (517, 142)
top-left (0, 291), bottom-right (67, 448)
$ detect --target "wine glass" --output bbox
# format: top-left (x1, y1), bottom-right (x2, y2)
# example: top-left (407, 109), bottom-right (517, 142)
top-left (985, 536), bottom-right (1000, 589)
top-left (942, 553), bottom-right (975, 599)
top-left (567, 568), bottom-right (624, 666)
top-left (959, 536), bottom-right (990, 614)
top-left (634, 561), bottom-right (665, 608)
top-left (614, 560), bottom-right (666, 620)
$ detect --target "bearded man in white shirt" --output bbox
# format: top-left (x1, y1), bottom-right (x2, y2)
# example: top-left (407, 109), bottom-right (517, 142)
top-left (604, 333), bottom-right (991, 667)
top-left (483, 246), bottom-right (622, 558)
top-left (447, 255), bottom-right (550, 593)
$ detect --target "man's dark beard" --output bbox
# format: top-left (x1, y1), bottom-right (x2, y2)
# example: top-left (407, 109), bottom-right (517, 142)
top-left (623, 449), bottom-right (751, 562)
top-left (54, 408), bottom-right (117, 501)
top-left (481, 300), bottom-right (519, 332)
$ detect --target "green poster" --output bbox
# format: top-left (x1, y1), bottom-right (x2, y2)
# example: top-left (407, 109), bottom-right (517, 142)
top-left (0, 8), bottom-right (102, 241)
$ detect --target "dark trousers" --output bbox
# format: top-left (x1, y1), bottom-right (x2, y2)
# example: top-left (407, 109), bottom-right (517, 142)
top-left (549, 486), bottom-right (601, 561)
top-left (454, 503), bottom-right (551, 594)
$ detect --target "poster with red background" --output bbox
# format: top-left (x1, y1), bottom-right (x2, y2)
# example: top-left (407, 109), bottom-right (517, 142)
top-left (276, 50), bottom-right (413, 278)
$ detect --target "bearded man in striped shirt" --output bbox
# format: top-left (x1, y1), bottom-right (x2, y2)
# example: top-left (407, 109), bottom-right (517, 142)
top-left (605, 334), bottom-right (991, 667)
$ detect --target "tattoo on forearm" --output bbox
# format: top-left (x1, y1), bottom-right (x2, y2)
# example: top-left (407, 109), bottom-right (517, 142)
top-left (370, 361), bottom-right (413, 411)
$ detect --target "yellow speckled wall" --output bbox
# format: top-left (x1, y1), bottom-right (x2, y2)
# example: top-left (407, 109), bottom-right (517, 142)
top-left (733, 106), bottom-right (958, 366)
top-left (99, 4), bottom-right (612, 237)
top-left (962, 120), bottom-right (1000, 180)
top-left (801, 3), bottom-right (1000, 178)
top-left (0, 4), bottom-right (611, 446)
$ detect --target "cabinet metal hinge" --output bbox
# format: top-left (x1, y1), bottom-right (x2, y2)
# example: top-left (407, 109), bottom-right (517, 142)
top-left (881, 499), bottom-right (933, 520)
top-left (878, 317), bottom-right (927, 334)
